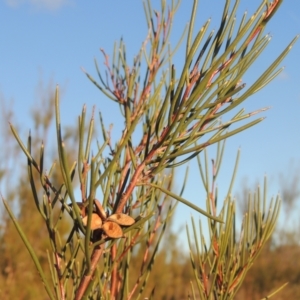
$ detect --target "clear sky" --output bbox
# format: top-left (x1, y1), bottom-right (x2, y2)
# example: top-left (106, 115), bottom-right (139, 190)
top-left (1, 0), bottom-right (300, 243)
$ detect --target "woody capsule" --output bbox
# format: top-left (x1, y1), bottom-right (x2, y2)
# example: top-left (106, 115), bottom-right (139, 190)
top-left (78, 199), bottom-right (135, 239)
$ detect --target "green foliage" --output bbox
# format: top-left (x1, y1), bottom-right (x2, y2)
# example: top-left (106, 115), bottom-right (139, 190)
top-left (0, 84), bottom-right (74, 299)
top-left (1, 0), bottom-right (299, 299)
top-left (186, 146), bottom-right (282, 299)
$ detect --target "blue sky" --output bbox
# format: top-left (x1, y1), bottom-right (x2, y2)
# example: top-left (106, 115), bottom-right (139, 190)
top-left (1, 0), bottom-right (300, 243)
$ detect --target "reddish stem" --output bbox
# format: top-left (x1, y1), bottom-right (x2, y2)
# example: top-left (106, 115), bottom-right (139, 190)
top-left (74, 245), bottom-right (104, 300)
top-left (110, 244), bottom-right (118, 298)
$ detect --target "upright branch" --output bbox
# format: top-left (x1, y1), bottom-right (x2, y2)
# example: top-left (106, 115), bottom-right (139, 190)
top-left (77, 0), bottom-right (297, 296)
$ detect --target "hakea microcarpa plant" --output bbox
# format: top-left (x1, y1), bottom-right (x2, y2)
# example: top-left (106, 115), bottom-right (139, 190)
top-left (3, 0), bottom-right (298, 299)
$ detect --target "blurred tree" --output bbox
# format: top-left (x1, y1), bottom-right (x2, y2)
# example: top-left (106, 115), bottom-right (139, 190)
top-left (0, 81), bottom-right (76, 299)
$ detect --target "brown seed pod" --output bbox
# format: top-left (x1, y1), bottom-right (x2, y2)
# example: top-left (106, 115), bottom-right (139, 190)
top-left (82, 213), bottom-right (102, 230)
top-left (102, 221), bottom-right (123, 238)
top-left (69, 202), bottom-right (86, 217)
top-left (107, 213), bottom-right (135, 226)
top-left (94, 199), bottom-right (107, 221)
